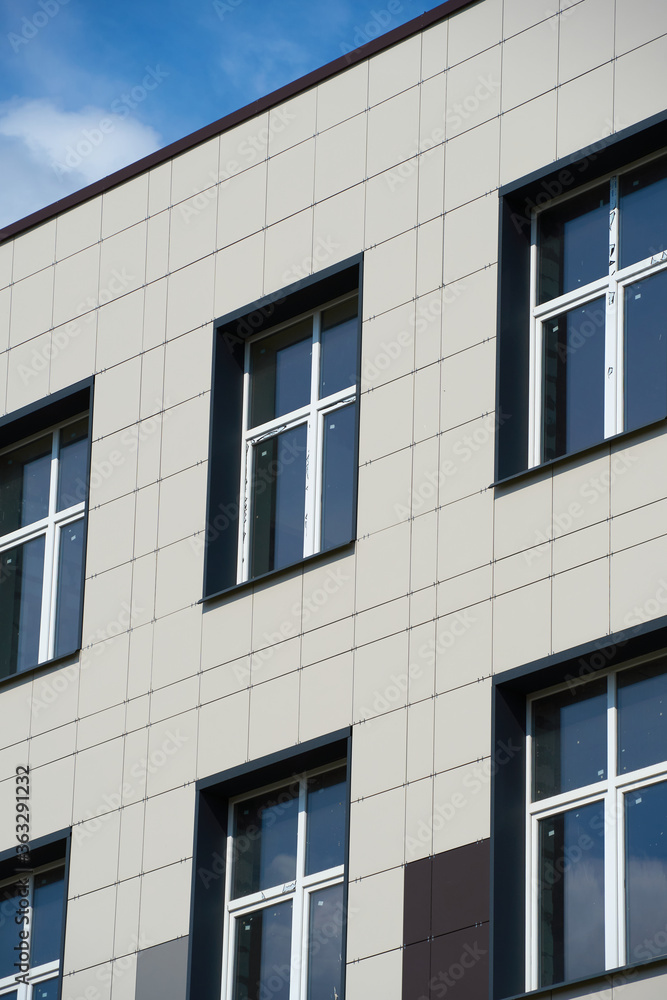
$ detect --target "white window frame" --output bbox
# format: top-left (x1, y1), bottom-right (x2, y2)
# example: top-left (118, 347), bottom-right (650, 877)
top-left (237, 294), bottom-right (358, 584)
top-left (0, 415), bottom-right (87, 668)
top-left (221, 763), bottom-right (346, 1000)
top-left (525, 653), bottom-right (667, 991)
top-left (0, 861), bottom-right (64, 1000)
top-left (528, 150), bottom-right (667, 469)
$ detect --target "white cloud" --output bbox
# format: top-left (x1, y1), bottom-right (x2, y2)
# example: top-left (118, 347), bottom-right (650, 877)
top-left (0, 98), bottom-right (162, 229)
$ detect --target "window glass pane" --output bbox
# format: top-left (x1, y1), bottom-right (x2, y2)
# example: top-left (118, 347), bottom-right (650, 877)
top-left (539, 801), bottom-right (605, 987)
top-left (31, 867), bottom-right (65, 968)
top-left (232, 785), bottom-right (299, 898)
top-left (232, 901), bottom-right (292, 1000)
top-left (625, 781), bottom-right (667, 964)
top-left (307, 883), bottom-right (344, 1000)
top-left (624, 270), bottom-right (667, 432)
top-left (0, 992), bottom-right (18, 1000)
top-left (250, 319), bottom-right (312, 427)
top-left (250, 424), bottom-right (307, 578)
top-left (620, 156), bottom-right (667, 267)
top-left (54, 519), bottom-right (84, 658)
top-left (33, 980), bottom-right (59, 1000)
top-left (0, 535), bottom-right (45, 678)
top-left (0, 435), bottom-right (51, 536)
top-left (306, 766), bottom-right (346, 876)
top-left (319, 297), bottom-right (359, 397)
top-left (542, 297), bottom-right (606, 461)
top-left (538, 186), bottom-right (609, 303)
top-left (533, 678), bottom-right (607, 800)
top-left (321, 404), bottom-right (355, 551)
top-left (618, 660), bottom-right (667, 774)
top-left (57, 417), bottom-right (88, 511)
top-left (0, 882), bottom-right (23, 979)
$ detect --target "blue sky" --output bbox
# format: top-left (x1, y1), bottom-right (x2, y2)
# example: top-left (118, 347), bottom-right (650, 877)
top-left (0, 0), bottom-right (442, 228)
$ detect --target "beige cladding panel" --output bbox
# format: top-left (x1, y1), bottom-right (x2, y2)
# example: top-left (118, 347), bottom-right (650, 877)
top-left (0, 4), bottom-right (666, 994)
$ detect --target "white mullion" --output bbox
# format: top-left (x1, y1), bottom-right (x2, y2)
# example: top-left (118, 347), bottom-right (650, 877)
top-left (314, 386), bottom-right (357, 412)
top-left (292, 780), bottom-right (308, 1000)
top-left (605, 672), bottom-right (619, 970)
top-left (533, 277), bottom-right (611, 320)
top-left (247, 406), bottom-right (311, 441)
top-left (303, 315), bottom-right (321, 560)
top-left (222, 810), bottom-right (236, 1000)
top-left (529, 215), bottom-right (539, 467)
top-left (238, 350), bottom-right (252, 584)
top-left (605, 177), bottom-right (620, 439)
top-left (0, 518), bottom-right (51, 551)
top-left (38, 433), bottom-right (59, 663)
top-left (529, 813), bottom-right (540, 991)
top-left (525, 700), bottom-right (535, 990)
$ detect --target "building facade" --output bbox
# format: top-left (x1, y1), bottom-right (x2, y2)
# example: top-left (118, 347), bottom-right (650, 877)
top-left (1, 0), bottom-right (667, 998)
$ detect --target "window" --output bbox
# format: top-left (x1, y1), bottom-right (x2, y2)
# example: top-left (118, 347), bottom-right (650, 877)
top-left (526, 655), bottom-right (667, 990)
top-left (188, 731), bottom-right (350, 1000)
top-left (204, 258), bottom-right (361, 598)
top-left (222, 764), bottom-right (347, 1000)
top-left (0, 863), bottom-right (65, 1000)
top-left (529, 153), bottom-right (667, 467)
top-left (0, 413), bottom-right (89, 678)
top-left (240, 296), bottom-right (358, 583)
top-left (495, 113), bottom-right (667, 482)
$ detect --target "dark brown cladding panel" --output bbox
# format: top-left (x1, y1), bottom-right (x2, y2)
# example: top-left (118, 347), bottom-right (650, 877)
top-left (404, 855), bottom-right (433, 946)
top-left (432, 840), bottom-right (490, 937)
top-left (0, 0), bottom-right (480, 244)
top-left (403, 840), bottom-right (490, 1000)
top-left (430, 924), bottom-right (490, 1000)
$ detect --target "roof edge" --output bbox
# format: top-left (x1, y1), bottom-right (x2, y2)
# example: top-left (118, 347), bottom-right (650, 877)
top-left (0, 0), bottom-right (478, 244)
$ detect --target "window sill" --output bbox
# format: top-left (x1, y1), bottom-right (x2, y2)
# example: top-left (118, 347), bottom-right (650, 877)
top-left (0, 647), bottom-right (81, 691)
top-left (200, 539), bottom-right (355, 605)
top-left (499, 954), bottom-right (667, 1000)
top-left (492, 414), bottom-right (667, 490)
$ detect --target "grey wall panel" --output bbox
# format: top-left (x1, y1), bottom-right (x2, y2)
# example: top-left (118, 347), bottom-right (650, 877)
top-left (136, 937), bottom-right (189, 1000)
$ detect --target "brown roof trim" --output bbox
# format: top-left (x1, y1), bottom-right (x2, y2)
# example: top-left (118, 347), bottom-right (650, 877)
top-left (1, 0), bottom-right (478, 245)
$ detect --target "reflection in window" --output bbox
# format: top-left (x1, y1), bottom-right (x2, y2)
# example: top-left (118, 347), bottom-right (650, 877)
top-left (539, 802), bottom-right (605, 987)
top-left (0, 415), bottom-right (89, 676)
top-left (538, 186), bottom-right (609, 303)
top-left (620, 156), bottom-right (667, 267)
top-left (250, 425), bottom-right (308, 578)
top-left (624, 270), bottom-right (667, 432)
top-left (618, 660), bottom-right (667, 774)
top-left (241, 295), bottom-right (359, 584)
top-left (232, 902), bottom-right (292, 1000)
top-left (542, 298), bottom-right (606, 461)
top-left (225, 766), bottom-right (347, 1000)
top-left (533, 679), bottom-right (607, 800)
top-left (232, 786), bottom-right (299, 898)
